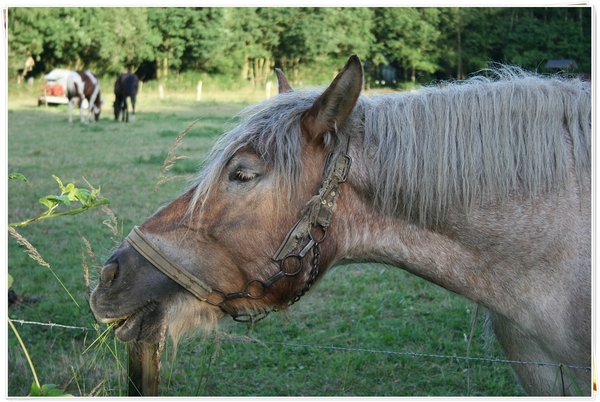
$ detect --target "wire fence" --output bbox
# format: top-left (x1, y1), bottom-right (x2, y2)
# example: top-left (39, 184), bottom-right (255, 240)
top-left (9, 318), bottom-right (592, 372)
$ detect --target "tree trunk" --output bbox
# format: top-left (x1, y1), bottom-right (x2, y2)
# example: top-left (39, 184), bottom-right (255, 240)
top-left (242, 56), bottom-right (249, 81)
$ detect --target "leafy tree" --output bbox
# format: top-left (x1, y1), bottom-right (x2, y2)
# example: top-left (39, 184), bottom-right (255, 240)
top-left (179, 8), bottom-right (231, 75)
top-left (94, 8), bottom-right (159, 73)
top-left (40, 8), bottom-right (104, 71)
top-left (372, 8), bottom-right (442, 83)
top-left (6, 8), bottom-right (48, 77)
top-left (149, 7), bottom-right (227, 78)
top-left (273, 8), bottom-right (376, 82)
top-left (437, 8), bottom-right (505, 80)
top-left (8, 7), bottom-right (159, 75)
top-left (7, 6), bottom-right (592, 85)
top-left (222, 8), bottom-right (279, 85)
top-left (501, 7), bottom-right (591, 73)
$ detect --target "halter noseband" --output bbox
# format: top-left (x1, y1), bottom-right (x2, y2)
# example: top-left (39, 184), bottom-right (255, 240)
top-left (126, 226), bottom-right (212, 300)
top-left (125, 140), bottom-right (352, 322)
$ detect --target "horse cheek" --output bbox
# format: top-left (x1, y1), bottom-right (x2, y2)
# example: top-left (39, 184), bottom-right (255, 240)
top-left (208, 187), bottom-right (277, 261)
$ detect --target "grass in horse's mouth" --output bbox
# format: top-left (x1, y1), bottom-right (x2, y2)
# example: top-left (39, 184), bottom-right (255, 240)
top-left (112, 302), bottom-right (157, 330)
top-left (113, 316), bottom-right (130, 329)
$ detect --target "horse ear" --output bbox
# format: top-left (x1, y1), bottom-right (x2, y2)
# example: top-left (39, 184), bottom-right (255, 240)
top-left (276, 68), bottom-right (293, 94)
top-left (301, 55), bottom-right (363, 143)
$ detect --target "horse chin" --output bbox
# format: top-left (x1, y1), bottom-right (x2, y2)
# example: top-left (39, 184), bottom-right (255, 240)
top-left (163, 297), bottom-right (224, 345)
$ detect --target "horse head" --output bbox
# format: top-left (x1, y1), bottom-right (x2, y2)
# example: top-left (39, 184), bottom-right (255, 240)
top-left (90, 56), bottom-right (364, 344)
top-left (92, 98), bottom-right (102, 122)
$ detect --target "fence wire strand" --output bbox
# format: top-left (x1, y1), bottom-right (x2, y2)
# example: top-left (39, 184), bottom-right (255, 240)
top-left (9, 318), bottom-right (591, 372)
top-left (10, 318), bottom-right (96, 332)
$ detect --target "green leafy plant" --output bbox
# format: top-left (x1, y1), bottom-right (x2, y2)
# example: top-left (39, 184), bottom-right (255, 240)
top-left (8, 172), bottom-right (30, 184)
top-left (9, 174), bottom-right (109, 227)
top-left (29, 383), bottom-right (73, 397)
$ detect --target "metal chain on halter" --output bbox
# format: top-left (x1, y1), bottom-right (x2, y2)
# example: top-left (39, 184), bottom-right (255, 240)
top-left (288, 237), bottom-right (322, 306)
top-left (205, 232), bottom-right (325, 323)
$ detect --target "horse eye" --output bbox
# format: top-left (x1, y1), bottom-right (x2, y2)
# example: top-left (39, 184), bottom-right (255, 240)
top-left (232, 170), bottom-right (256, 182)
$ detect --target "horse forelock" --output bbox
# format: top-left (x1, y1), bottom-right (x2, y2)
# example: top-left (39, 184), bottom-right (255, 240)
top-left (188, 90), bottom-right (324, 214)
top-left (361, 67), bottom-right (591, 225)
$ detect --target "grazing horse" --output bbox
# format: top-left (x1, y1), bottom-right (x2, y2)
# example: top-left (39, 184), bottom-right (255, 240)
top-left (67, 70), bottom-right (102, 123)
top-left (114, 73), bottom-right (139, 122)
top-left (90, 56), bottom-right (591, 395)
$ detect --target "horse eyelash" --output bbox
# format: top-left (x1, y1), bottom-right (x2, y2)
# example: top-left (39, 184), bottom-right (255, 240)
top-left (233, 170), bottom-right (256, 182)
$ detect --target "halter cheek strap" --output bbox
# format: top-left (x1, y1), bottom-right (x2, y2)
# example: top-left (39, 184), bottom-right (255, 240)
top-left (126, 226), bottom-right (212, 301)
top-left (273, 148), bottom-right (352, 261)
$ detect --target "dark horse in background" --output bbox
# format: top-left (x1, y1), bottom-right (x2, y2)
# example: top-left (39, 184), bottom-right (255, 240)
top-left (114, 73), bottom-right (139, 122)
top-left (66, 70), bottom-right (102, 123)
top-left (90, 56), bottom-right (591, 395)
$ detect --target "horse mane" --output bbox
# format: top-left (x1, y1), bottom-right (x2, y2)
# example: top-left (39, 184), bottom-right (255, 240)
top-left (360, 67), bottom-right (591, 224)
top-left (190, 67), bottom-right (591, 225)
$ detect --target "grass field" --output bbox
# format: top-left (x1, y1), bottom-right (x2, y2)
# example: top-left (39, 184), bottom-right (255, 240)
top-left (6, 81), bottom-right (525, 396)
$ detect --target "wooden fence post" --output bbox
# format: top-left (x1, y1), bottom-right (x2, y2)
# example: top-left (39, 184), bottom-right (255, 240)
top-left (127, 341), bottom-right (162, 396)
top-left (196, 81), bottom-right (202, 101)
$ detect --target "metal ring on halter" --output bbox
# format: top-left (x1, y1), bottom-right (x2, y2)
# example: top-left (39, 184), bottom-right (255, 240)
top-left (280, 253), bottom-right (304, 276)
top-left (245, 279), bottom-right (269, 299)
top-left (310, 225), bottom-right (327, 244)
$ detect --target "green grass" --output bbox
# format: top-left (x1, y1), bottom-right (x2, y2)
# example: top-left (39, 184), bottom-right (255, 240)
top-left (7, 85), bottom-right (525, 396)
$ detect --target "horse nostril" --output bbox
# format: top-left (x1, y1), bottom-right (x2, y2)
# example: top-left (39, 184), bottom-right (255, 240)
top-left (101, 262), bottom-right (118, 283)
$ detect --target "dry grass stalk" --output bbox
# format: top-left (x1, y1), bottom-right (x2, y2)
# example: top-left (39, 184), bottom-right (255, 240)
top-left (82, 177), bottom-right (121, 239)
top-left (8, 226), bottom-right (50, 269)
top-left (79, 233), bottom-right (97, 268)
top-left (79, 233), bottom-right (98, 294)
top-left (88, 381), bottom-right (105, 397)
top-left (155, 119), bottom-right (200, 191)
top-left (101, 205), bottom-right (120, 238)
top-left (81, 248), bottom-right (91, 293)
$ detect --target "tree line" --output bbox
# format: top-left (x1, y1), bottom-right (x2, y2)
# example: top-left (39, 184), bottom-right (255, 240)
top-left (8, 7), bottom-right (591, 88)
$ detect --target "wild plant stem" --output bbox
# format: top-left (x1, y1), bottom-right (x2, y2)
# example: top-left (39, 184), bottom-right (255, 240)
top-left (8, 199), bottom-right (110, 227)
top-left (8, 316), bottom-right (41, 390)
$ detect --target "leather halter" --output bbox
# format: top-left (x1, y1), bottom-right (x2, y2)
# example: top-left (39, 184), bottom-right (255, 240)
top-left (125, 140), bottom-right (352, 315)
top-left (126, 226), bottom-right (212, 300)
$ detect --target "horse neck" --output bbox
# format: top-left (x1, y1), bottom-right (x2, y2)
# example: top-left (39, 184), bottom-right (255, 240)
top-left (331, 183), bottom-right (491, 313)
top-left (329, 131), bottom-right (495, 304)
top-left (332, 144), bottom-right (587, 321)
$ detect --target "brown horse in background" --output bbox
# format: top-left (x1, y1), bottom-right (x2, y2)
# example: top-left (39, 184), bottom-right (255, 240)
top-left (90, 56), bottom-right (591, 395)
top-left (66, 70), bottom-right (102, 123)
top-left (114, 73), bottom-right (139, 123)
